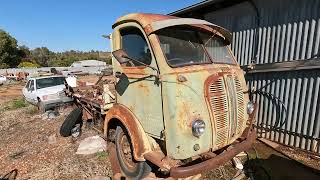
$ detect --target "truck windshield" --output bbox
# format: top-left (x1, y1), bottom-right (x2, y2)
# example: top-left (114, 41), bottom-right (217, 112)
top-left (36, 77), bottom-right (65, 89)
top-left (157, 26), bottom-right (235, 67)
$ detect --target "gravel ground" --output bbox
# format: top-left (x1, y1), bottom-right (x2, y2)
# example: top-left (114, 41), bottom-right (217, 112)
top-left (0, 104), bottom-right (112, 180)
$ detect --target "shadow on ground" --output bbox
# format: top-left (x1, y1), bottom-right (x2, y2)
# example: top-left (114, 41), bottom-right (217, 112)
top-left (244, 143), bottom-right (320, 180)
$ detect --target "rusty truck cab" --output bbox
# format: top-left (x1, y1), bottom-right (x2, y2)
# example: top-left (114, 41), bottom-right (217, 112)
top-left (105, 13), bottom-right (256, 179)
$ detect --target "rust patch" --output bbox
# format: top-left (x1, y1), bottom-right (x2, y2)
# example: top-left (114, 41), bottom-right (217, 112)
top-left (104, 104), bottom-right (151, 161)
top-left (107, 143), bottom-right (121, 176)
top-left (82, 108), bottom-right (93, 121)
top-left (137, 83), bottom-right (150, 93)
top-left (112, 13), bottom-right (178, 30)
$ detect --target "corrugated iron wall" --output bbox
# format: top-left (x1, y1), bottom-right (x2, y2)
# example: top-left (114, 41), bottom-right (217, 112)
top-left (247, 70), bottom-right (320, 153)
top-left (205, 0), bottom-right (320, 65)
top-left (203, 0), bottom-right (320, 153)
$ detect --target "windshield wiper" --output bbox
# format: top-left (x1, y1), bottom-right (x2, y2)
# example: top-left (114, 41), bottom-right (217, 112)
top-left (188, 40), bottom-right (196, 48)
top-left (204, 30), bottom-right (217, 46)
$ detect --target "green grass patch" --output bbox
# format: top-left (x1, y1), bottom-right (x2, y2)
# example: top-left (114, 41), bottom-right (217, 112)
top-left (96, 151), bottom-right (109, 160)
top-left (11, 99), bottom-right (28, 109)
top-left (1, 99), bottom-right (29, 111)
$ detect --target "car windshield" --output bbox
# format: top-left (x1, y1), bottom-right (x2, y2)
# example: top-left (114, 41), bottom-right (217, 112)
top-left (157, 26), bottom-right (235, 67)
top-left (36, 77), bottom-right (65, 89)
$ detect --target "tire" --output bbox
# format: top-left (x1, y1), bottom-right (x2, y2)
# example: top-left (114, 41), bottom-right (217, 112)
top-left (60, 108), bottom-right (82, 137)
top-left (37, 100), bottom-right (46, 114)
top-left (115, 126), bottom-right (151, 179)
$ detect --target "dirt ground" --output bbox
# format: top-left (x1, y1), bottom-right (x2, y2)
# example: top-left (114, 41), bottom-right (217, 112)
top-left (0, 81), bottom-right (24, 104)
top-left (0, 79), bottom-right (319, 180)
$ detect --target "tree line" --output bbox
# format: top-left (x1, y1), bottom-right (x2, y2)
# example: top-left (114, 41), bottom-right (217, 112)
top-left (0, 29), bottom-right (111, 68)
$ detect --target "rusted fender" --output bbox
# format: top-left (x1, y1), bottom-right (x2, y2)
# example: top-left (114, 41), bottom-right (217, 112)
top-left (103, 104), bottom-right (152, 161)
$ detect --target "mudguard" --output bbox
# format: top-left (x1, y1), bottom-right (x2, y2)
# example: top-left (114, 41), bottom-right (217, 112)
top-left (104, 104), bottom-right (152, 161)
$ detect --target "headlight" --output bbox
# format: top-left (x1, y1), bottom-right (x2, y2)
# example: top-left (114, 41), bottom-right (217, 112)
top-left (192, 120), bottom-right (205, 137)
top-left (247, 101), bottom-right (254, 114)
top-left (42, 95), bottom-right (48, 100)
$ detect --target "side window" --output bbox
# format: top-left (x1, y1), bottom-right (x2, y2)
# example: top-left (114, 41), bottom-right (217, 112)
top-left (25, 80), bottom-right (30, 88)
top-left (120, 27), bottom-right (151, 66)
top-left (29, 80), bottom-right (35, 91)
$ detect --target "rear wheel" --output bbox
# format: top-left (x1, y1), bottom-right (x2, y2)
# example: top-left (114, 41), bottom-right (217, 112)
top-left (115, 126), bottom-right (151, 179)
top-left (60, 108), bottom-right (82, 137)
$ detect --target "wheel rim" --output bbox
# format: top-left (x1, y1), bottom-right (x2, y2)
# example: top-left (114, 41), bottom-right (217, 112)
top-left (119, 131), bottom-right (138, 171)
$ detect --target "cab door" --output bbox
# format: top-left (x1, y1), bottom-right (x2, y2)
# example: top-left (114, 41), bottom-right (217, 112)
top-left (111, 23), bottom-right (164, 138)
top-left (23, 79), bottom-right (37, 105)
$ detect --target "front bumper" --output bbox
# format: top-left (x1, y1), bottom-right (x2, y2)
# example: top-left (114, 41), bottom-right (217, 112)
top-left (170, 130), bottom-right (256, 178)
top-left (43, 97), bottom-right (73, 109)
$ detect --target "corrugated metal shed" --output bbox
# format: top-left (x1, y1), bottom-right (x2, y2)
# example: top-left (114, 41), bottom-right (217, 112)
top-left (171, 0), bottom-right (320, 154)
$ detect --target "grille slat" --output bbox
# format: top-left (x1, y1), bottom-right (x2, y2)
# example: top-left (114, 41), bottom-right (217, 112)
top-left (207, 74), bottom-right (246, 147)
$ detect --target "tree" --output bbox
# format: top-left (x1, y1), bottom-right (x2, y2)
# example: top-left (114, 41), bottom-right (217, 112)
top-left (31, 47), bottom-right (52, 67)
top-left (18, 45), bottom-right (31, 60)
top-left (0, 29), bottom-right (21, 67)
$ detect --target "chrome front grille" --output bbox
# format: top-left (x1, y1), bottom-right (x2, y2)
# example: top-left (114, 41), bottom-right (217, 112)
top-left (206, 74), bottom-right (245, 147)
top-left (232, 76), bottom-right (245, 135)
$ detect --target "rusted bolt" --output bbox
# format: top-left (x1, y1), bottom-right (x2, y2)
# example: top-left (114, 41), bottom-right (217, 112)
top-left (177, 74), bottom-right (187, 82)
top-left (194, 144), bottom-right (200, 151)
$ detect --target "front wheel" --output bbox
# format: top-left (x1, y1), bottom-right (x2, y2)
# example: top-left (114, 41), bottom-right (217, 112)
top-left (37, 100), bottom-right (46, 114)
top-left (115, 126), bottom-right (151, 179)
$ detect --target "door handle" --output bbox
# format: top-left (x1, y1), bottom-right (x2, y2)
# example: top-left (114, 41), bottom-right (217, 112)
top-left (115, 71), bottom-right (122, 78)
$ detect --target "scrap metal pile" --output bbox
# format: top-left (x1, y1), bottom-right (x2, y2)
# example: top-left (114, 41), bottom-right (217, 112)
top-left (66, 75), bottom-right (116, 110)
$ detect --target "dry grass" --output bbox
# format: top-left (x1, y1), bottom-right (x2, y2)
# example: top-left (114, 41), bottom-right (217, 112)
top-left (0, 105), bottom-right (112, 179)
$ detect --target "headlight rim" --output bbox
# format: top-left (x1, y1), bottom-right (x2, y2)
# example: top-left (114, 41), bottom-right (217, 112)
top-left (192, 119), bottom-right (206, 137)
top-left (247, 101), bottom-right (254, 114)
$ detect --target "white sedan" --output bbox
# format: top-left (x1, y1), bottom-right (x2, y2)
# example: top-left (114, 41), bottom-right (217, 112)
top-left (0, 75), bottom-right (6, 85)
top-left (22, 76), bottom-right (73, 112)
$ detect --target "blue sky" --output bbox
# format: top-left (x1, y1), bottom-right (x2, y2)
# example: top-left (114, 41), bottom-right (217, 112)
top-left (0, 0), bottom-right (201, 52)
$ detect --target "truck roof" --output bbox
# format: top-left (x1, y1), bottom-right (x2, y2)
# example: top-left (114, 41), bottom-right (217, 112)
top-left (112, 13), bottom-right (231, 42)
top-left (29, 75), bottom-right (65, 80)
top-left (113, 13), bottom-right (177, 29)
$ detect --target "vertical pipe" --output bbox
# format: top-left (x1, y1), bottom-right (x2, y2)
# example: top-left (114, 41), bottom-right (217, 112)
top-left (260, 27), bottom-right (266, 64)
top-left (245, 29), bottom-right (250, 65)
top-left (300, 20), bottom-right (309, 59)
top-left (295, 22), bottom-right (303, 60)
top-left (248, 29), bottom-right (254, 63)
top-left (285, 76), bottom-right (295, 145)
top-left (311, 77), bottom-right (320, 152)
top-left (274, 25), bottom-right (281, 62)
top-left (307, 19), bottom-right (316, 59)
top-left (304, 76), bottom-right (314, 150)
top-left (284, 23), bottom-right (292, 61)
top-left (239, 31), bottom-right (243, 65)
top-left (296, 77), bottom-right (307, 148)
top-left (270, 26), bottom-right (276, 63)
top-left (313, 19), bottom-right (320, 56)
top-left (279, 24), bottom-right (287, 62)
top-left (289, 22), bottom-right (297, 60)
top-left (291, 77), bottom-right (301, 146)
top-left (265, 27), bottom-right (271, 63)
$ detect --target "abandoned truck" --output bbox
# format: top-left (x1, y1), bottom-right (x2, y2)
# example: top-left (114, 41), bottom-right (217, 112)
top-left (61, 13), bottom-right (257, 179)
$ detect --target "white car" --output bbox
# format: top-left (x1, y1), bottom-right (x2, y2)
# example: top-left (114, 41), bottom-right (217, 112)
top-left (0, 75), bottom-right (7, 85)
top-left (22, 76), bottom-right (73, 112)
